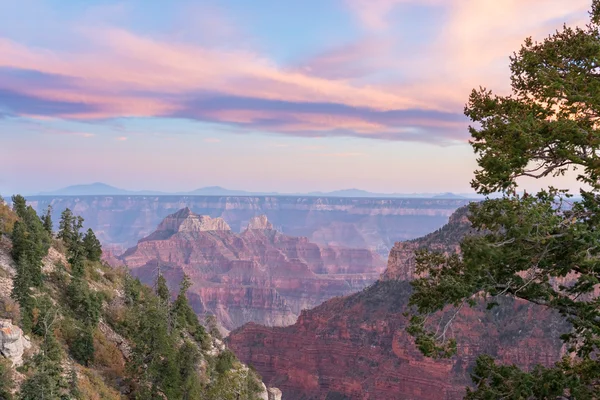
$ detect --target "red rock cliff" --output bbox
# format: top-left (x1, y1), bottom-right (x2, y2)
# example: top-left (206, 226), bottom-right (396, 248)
top-left (227, 206), bottom-right (569, 400)
top-left (383, 205), bottom-right (473, 281)
top-left (120, 209), bottom-right (385, 331)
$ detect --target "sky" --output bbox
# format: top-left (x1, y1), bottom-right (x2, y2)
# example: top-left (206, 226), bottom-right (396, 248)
top-left (0, 0), bottom-right (593, 195)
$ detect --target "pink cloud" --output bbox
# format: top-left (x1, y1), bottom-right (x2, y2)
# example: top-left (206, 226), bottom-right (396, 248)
top-left (294, 37), bottom-right (394, 80)
top-left (0, 1), bottom-right (591, 144)
top-left (346, 0), bottom-right (443, 30)
top-left (0, 29), bottom-right (422, 112)
top-left (392, 0), bottom-right (591, 111)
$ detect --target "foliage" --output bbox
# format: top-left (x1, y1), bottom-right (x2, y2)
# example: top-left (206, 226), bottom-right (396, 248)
top-left (172, 275), bottom-right (210, 347)
top-left (204, 366), bottom-right (264, 400)
top-left (11, 195), bottom-right (51, 289)
top-left (0, 196), bottom-right (17, 236)
top-left (0, 357), bottom-right (14, 400)
top-left (19, 303), bottom-right (66, 400)
top-left (123, 274), bottom-right (143, 306)
top-left (57, 208), bottom-right (83, 256)
top-left (82, 229), bottom-right (102, 262)
top-left (77, 368), bottom-right (122, 400)
top-left (156, 273), bottom-right (170, 306)
top-left (10, 195), bottom-right (52, 333)
top-left (69, 326), bottom-right (95, 366)
top-left (91, 328), bottom-right (125, 382)
top-left (66, 277), bottom-right (102, 327)
top-left (40, 205), bottom-right (53, 236)
top-left (407, 4), bottom-right (600, 398)
top-left (465, 355), bottom-right (600, 400)
top-left (0, 202), bottom-right (263, 399)
top-left (205, 314), bottom-right (222, 341)
top-left (215, 349), bottom-right (236, 374)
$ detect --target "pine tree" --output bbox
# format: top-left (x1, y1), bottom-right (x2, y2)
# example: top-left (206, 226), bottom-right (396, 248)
top-left (9, 196), bottom-right (51, 333)
top-left (407, 3), bottom-right (600, 397)
top-left (172, 275), bottom-right (209, 346)
top-left (70, 326), bottom-right (95, 367)
top-left (40, 205), bottom-right (53, 235)
top-left (58, 208), bottom-right (83, 253)
top-left (156, 274), bottom-right (170, 306)
top-left (82, 228), bottom-right (102, 262)
top-left (11, 195), bottom-right (26, 218)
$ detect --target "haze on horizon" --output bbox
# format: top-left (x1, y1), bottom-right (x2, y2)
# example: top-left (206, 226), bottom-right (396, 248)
top-left (0, 0), bottom-right (592, 195)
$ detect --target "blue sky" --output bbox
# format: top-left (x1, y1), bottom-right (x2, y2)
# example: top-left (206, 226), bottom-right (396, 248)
top-left (0, 0), bottom-right (592, 194)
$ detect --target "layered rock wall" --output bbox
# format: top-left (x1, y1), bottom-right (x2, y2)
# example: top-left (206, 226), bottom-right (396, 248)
top-left (228, 206), bottom-right (569, 400)
top-left (28, 196), bottom-right (470, 256)
top-left (228, 279), bottom-right (567, 400)
top-left (121, 210), bottom-right (386, 331)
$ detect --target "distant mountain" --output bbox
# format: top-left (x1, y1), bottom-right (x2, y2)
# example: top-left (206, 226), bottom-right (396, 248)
top-left (185, 186), bottom-right (252, 196)
top-left (38, 182), bottom-right (133, 196)
top-left (432, 192), bottom-right (466, 199)
top-left (185, 186), bottom-right (279, 196)
top-left (312, 188), bottom-right (379, 197)
top-left (309, 189), bottom-right (476, 199)
top-left (35, 182), bottom-right (481, 199)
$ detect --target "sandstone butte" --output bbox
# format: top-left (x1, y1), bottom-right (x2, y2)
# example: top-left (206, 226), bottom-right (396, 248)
top-left (227, 206), bottom-right (570, 400)
top-left (118, 208), bottom-right (386, 332)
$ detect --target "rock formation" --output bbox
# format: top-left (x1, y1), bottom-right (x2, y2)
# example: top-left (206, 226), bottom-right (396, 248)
top-left (382, 205), bottom-right (473, 280)
top-left (155, 207), bottom-right (231, 233)
top-left (120, 209), bottom-right (386, 331)
top-left (0, 319), bottom-right (31, 367)
top-left (258, 383), bottom-right (283, 400)
top-left (227, 206), bottom-right (569, 400)
top-left (247, 215), bottom-right (273, 230)
top-left (29, 195), bottom-right (470, 256)
top-left (268, 387), bottom-right (282, 400)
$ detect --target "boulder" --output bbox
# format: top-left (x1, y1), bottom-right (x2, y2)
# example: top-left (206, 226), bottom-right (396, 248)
top-left (268, 387), bottom-right (282, 400)
top-left (0, 319), bottom-right (31, 366)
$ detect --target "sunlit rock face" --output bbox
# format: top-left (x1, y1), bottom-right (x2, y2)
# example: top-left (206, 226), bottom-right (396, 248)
top-left (155, 207), bottom-right (231, 234)
top-left (120, 210), bottom-right (386, 332)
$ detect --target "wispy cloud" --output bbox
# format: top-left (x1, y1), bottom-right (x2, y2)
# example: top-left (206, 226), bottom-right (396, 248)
top-left (0, 1), bottom-right (591, 145)
top-left (345, 0), bottom-right (443, 30)
top-left (203, 137), bottom-right (221, 143)
top-left (115, 136), bottom-right (127, 141)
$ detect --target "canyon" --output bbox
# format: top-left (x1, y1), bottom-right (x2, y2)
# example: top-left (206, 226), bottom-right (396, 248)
top-left (119, 208), bottom-right (386, 331)
top-left (227, 207), bottom-right (568, 400)
top-left (27, 196), bottom-right (470, 256)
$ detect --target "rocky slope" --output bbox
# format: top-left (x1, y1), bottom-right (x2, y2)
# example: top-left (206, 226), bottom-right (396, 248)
top-left (119, 209), bottom-right (385, 331)
top-left (28, 195), bottom-right (470, 256)
top-left (227, 207), bottom-right (568, 400)
top-left (0, 198), bottom-right (280, 399)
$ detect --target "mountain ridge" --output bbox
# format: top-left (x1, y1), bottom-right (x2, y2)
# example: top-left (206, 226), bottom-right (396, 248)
top-left (32, 182), bottom-right (482, 199)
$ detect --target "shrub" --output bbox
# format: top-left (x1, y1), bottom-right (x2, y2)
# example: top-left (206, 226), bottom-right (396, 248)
top-left (92, 329), bottom-right (125, 382)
